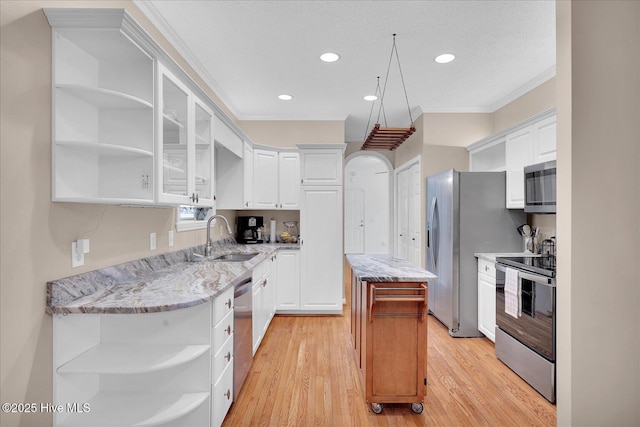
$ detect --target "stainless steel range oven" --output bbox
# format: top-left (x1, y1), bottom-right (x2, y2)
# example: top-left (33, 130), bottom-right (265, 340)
top-left (495, 255), bottom-right (556, 403)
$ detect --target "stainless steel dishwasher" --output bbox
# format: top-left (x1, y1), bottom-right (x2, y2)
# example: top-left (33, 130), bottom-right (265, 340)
top-left (233, 275), bottom-right (253, 400)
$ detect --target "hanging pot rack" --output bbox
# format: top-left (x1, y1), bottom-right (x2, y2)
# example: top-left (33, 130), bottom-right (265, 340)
top-left (362, 34), bottom-right (416, 151)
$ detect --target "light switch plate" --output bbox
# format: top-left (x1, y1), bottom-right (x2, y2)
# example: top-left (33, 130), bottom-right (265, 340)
top-left (150, 232), bottom-right (157, 251)
top-left (168, 230), bottom-right (174, 247)
top-left (71, 241), bottom-right (84, 268)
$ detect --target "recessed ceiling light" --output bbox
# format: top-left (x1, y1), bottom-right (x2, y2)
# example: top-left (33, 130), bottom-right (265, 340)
top-left (434, 53), bottom-right (456, 64)
top-left (363, 95), bottom-right (378, 101)
top-left (278, 94), bottom-right (293, 101)
top-left (320, 52), bottom-right (340, 63)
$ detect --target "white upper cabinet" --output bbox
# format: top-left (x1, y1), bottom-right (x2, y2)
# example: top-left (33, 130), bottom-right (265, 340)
top-left (49, 13), bottom-right (155, 204)
top-left (469, 139), bottom-right (506, 172)
top-left (532, 115), bottom-right (557, 164)
top-left (243, 143), bottom-right (254, 208)
top-left (252, 149), bottom-right (300, 210)
top-left (299, 145), bottom-right (344, 186)
top-left (214, 115), bottom-right (243, 158)
top-left (505, 114), bottom-right (557, 209)
top-left (253, 149), bottom-right (279, 209)
top-left (156, 64), bottom-right (215, 207)
top-left (278, 151), bottom-right (300, 209)
top-left (505, 125), bottom-right (535, 209)
top-left (468, 110), bottom-right (557, 209)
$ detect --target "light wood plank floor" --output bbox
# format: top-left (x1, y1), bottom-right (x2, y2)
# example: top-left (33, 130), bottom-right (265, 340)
top-left (223, 269), bottom-right (556, 426)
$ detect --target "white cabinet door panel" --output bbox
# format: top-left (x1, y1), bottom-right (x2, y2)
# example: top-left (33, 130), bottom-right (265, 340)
top-left (300, 186), bottom-right (343, 313)
top-left (505, 125), bottom-right (534, 209)
top-left (533, 115), bottom-right (557, 164)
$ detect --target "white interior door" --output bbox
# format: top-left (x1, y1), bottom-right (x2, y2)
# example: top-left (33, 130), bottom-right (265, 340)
top-left (345, 189), bottom-right (365, 253)
top-left (408, 163), bottom-right (421, 266)
top-left (397, 168), bottom-right (409, 259)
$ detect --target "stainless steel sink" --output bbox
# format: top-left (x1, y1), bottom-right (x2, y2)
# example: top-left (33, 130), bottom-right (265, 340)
top-left (212, 253), bottom-right (258, 262)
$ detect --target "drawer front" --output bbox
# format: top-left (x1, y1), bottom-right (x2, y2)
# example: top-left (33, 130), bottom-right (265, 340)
top-left (213, 287), bottom-right (234, 326)
top-left (212, 362), bottom-right (234, 427)
top-left (212, 332), bottom-right (234, 383)
top-left (253, 260), bottom-right (268, 283)
top-left (212, 309), bottom-right (234, 350)
top-left (478, 258), bottom-right (496, 278)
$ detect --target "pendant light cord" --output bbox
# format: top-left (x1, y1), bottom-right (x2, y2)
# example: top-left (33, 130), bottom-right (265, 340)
top-left (376, 34), bottom-right (413, 127)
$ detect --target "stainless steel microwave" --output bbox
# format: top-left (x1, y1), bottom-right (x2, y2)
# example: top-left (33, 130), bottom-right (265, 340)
top-left (524, 160), bottom-right (556, 214)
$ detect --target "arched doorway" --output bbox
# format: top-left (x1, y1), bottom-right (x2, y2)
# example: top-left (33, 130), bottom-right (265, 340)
top-left (344, 152), bottom-right (393, 254)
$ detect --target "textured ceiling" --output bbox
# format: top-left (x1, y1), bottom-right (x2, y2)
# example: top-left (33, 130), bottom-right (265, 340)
top-left (135, 1), bottom-right (556, 142)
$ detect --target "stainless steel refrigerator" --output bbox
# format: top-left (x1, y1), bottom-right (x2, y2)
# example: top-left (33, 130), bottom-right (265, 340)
top-left (426, 170), bottom-right (525, 337)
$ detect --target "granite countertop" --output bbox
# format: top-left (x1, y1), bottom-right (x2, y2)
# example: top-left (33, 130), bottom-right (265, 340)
top-left (346, 254), bottom-right (437, 283)
top-left (46, 240), bottom-right (300, 315)
top-left (475, 252), bottom-right (541, 262)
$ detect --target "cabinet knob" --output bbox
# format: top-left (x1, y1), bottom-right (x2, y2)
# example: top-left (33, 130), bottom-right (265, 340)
top-left (263, 278), bottom-right (268, 287)
top-left (225, 352), bottom-right (231, 362)
top-left (226, 325), bottom-right (231, 335)
top-left (225, 298), bottom-right (232, 309)
top-left (245, 202), bottom-right (249, 207)
top-left (225, 390), bottom-right (231, 400)
top-left (485, 265), bottom-right (489, 272)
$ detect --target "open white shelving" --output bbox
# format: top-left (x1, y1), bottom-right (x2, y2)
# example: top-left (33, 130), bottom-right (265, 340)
top-left (57, 344), bottom-right (210, 375)
top-left (57, 84), bottom-right (153, 109)
top-left (56, 140), bottom-right (154, 158)
top-left (49, 12), bottom-right (155, 204)
top-left (53, 302), bottom-right (212, 427)
top-left (56, 391), bottom-right (209, 427)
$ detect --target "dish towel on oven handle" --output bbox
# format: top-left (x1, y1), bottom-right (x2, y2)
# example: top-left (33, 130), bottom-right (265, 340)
top-left (505, 267), bottom-right (520, 318)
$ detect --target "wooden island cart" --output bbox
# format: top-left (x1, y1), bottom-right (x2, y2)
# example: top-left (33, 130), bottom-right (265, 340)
top-left (346, 254), bottom-right (437, 414)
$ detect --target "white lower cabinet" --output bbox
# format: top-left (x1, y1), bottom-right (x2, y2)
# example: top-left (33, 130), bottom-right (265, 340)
top-left (52, 303), bottom-right (212, 427)
top-left (211, 287), bottom-right (234, 427)
top-left (276, 250), bottom-right (301, 311)
top-left (252, 257), bottom-right (276, 354)
top-left (212, 362), bottom-right (233, 427)
top-left (52, 288), bottom-right (236, 427)
top-left (477, 258), bottom-right (497, 342)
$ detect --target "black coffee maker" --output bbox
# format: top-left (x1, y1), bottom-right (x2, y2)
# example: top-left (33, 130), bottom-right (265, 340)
top-left (236, 216), bottom-right (264, 244)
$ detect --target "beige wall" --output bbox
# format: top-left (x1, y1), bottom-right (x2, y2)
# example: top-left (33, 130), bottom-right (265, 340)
top-left (0, 2), bottom-right (235, 426)
top-left (493, 77), bottom-right (556, 133)
top-left (556, 1), bottom-right (640, 426)
top-left (239, 120), bottom-right (345, 148)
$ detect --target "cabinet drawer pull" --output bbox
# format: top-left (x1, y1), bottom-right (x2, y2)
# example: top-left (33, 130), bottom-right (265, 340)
top-left (225, 389), bottom-right (231, 400)
top-left (225, 298), bottom-right (232, 309)
top-left (226, 325), bottom-right (232, 335)
top-left (225, 351), bottom-right (231, 362)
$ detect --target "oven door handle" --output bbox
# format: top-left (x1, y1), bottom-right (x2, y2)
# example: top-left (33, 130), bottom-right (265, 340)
top-left (495, 263), bottom-right (556, 287)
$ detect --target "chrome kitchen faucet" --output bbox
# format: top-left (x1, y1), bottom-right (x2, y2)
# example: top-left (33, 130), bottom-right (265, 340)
top-left (205, 215), bottom-right (234, 256)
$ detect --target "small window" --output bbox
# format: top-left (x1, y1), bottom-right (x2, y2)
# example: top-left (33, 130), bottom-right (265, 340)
top-left (176, 205), bottom-right (212, 232)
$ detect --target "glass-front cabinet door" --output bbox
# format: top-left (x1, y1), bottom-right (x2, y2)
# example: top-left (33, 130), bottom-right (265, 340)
top-left (193, 97), bottom-right (215, 206)
top-left (157, 63), bottom-right (215, 207)
top-left (158, 63), bottom-right (190, 204)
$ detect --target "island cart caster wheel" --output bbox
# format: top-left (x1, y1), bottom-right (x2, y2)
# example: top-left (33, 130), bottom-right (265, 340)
top-left (411, 402), bottom-right (424, 414)
top-left (371, 403), bottom-right (383, 414)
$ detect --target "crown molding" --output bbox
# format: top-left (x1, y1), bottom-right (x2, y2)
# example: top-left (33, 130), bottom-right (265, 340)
top-left (132, 0), bottom-right (241, 119)
top-left (489, 66), bottom-right (557, 112)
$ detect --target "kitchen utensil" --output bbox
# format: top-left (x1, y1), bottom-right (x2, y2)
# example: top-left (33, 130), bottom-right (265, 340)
top-left (517, 224), bottom-right (525, 236)
top-left (522, 224), bottom-right (531, 237)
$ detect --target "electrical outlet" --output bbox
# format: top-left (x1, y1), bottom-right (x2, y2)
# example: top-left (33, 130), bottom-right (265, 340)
top-left (71, 241), bottom-right (84, 268)
top-left (150, 232), bottom-right (157, 251)
top-left (168, 230), bottom-right (174, 247)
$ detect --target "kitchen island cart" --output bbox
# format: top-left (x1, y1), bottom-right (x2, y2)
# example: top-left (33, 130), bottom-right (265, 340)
top-left (346, 254), bottom-right (436, 414)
